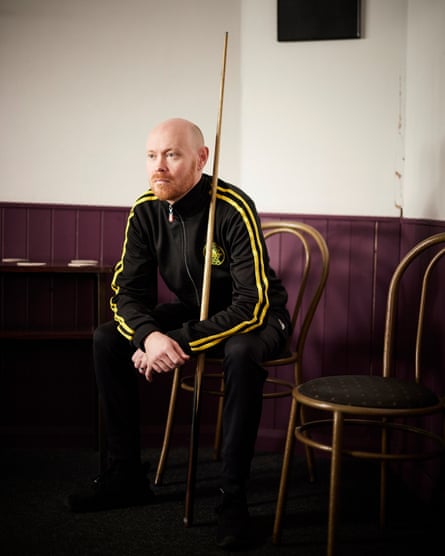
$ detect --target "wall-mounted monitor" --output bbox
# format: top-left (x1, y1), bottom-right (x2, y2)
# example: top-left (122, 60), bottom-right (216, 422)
top-left (278, 0), bottom-right (362, 42)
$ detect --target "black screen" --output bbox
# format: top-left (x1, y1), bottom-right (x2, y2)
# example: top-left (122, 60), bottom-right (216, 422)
top-left (278, 0), bottom-right (361, 42)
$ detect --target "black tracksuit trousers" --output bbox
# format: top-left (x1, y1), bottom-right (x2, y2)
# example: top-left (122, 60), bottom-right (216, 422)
top-left (93, 303), bottom-right (288, 495)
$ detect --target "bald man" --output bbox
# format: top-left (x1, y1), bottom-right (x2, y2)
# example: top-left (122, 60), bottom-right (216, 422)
top-left (67, 118), bottom-right (291, 550)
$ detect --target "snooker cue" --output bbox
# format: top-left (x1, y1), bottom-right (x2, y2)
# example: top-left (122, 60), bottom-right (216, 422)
top-left (184, 31), bottom-right (228, 527)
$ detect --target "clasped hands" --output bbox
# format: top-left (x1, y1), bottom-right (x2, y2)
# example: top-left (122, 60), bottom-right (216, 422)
top-left (131, 331), bottom-right (190, 382)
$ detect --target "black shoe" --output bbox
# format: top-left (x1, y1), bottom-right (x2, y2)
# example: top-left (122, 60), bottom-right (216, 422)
top-left (66, 461), bottom-right (155, 513)
top-left (215, 489), bottom-right (250, 550)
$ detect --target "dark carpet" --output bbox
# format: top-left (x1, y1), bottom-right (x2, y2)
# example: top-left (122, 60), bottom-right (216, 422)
top-left (1, 446), bottom-right (442, 555)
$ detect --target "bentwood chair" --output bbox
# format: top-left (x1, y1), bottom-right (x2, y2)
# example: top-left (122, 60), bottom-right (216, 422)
top-left (273, 232), bottom-right (445, 555)
top-left (154, 221), bottom-right (330, 525)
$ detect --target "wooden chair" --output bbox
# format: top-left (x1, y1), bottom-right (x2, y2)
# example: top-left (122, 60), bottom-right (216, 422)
top-left (273, 231), bottom-right (445, 555)
top-left (154, 220), bottom-right (330, 525)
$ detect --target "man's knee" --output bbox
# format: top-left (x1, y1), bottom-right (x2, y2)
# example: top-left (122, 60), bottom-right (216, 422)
top-left (93, 321), bottom-right (132, 358)
top-left (94, 320), bottom-right (117, 347)
top-left (223, 335), bottom-right (267, 384)
top-left (224, 334), bottom-right (263, 363)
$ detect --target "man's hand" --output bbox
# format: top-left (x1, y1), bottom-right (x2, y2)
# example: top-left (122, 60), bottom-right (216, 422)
top-left (131, 331), bottom-right (190, 382)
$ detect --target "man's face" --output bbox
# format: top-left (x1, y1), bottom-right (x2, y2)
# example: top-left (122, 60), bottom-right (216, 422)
top-left (145, 121), bottom-right (208, 203)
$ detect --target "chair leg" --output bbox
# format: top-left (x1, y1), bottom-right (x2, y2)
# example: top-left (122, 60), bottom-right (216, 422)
top-left (272, 396), bottom-right (298, 544)
top-left (184, 354), bottom-right (206, 527)
top-left (155, 366), bottom-right (181, 485)
top-left (213, 381), bottom-right (224, 461)
top-left (379, 419), bottom-right (389, 528)
top-left (300, 405), bottom-right (317, 483)
top-left (327, 411), bottom-right (343, 556)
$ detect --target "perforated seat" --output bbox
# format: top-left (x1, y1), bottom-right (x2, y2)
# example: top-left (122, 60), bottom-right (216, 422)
top-left (299, 375), bottom-right (439, 409)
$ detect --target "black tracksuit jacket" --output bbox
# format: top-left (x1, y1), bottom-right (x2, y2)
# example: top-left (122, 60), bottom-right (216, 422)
top-left (111, 174), bottom-right (291, 354)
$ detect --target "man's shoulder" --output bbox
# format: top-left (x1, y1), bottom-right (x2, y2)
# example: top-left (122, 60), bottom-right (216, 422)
top-left (130, 190), bottom-right (160, 213)
top-left (215, 178), bottom-right (255, 206)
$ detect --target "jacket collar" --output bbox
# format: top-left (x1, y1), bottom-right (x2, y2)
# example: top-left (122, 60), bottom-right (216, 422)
top-left (168, 174), bottom-right (212, 218)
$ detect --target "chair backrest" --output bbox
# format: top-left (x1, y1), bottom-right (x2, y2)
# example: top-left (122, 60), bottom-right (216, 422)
top-left (383, 232), bottom-right (445, 383)
top-left (261, 221), bottom-right (330, 383)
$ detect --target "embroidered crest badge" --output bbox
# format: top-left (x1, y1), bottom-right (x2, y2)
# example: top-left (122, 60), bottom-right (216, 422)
top-left (203, 242), bottom-right (225, 266)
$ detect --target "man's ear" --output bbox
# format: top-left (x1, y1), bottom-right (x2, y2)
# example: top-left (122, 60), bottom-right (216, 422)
top-left (199, 146), bottom-right (209, 168)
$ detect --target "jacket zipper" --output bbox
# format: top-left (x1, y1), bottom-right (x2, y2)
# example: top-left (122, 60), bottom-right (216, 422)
top-left (178, 214), bottom-right (201, 306)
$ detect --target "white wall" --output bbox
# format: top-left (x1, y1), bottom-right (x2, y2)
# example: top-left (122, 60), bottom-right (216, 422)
top-left (0, 0), bottom-right (241, 206)
top-left (404, 0), bottom-right (445, 220)
top-left (241, 0), bottom-right (407, 216)
top-left (0, 0), bottom-right (444, 220)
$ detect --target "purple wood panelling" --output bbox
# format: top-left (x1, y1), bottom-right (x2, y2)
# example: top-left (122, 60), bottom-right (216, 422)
top-left (369, 219), bottom-right (401, 375)
top-left (52, 209), bottom-right (77, 263)
top-left (0, 203), bottom-right (445, 368)
top-left (0, 203), bottom-right (129, 265)
top-left (323, 219), bottom-right (355, 374)
top-left (1, 203), bottom-right (445, 468)
top-left (2, 203), bottom-right (444, 373)
top-left (1, 206), bottom-right (28, 259)
top-left (28, 208), bottom-right (52, 262)
top-left (102, 209), bottom-right (128, 265)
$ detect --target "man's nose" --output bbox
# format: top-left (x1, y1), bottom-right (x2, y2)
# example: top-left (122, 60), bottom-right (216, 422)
top-left (156, 155), bottom-right (168, 170)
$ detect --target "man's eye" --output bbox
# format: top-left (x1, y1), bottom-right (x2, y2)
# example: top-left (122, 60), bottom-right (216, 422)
top-left (147, 153), bottom-right (155, 160)
top-left (167, 152), bottom-right (177, 158)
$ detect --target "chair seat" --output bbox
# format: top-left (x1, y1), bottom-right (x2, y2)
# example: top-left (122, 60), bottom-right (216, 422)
top-left (298, 375), bottom-right (439, 409)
